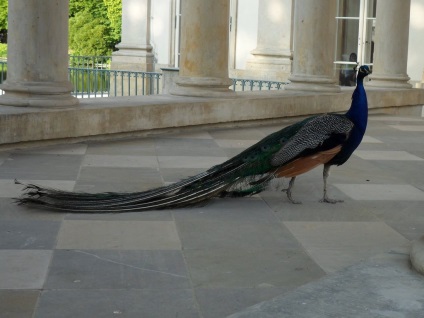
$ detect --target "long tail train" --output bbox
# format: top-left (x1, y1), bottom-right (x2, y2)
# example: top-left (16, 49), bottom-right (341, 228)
top-left (15, 118), bottom-right (310, 212)
top-left (14, 144), bottom-right (280, 212)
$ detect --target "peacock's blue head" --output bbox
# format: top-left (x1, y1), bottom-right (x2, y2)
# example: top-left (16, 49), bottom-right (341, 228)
top-left (357, 65), bottom-right (371, 79)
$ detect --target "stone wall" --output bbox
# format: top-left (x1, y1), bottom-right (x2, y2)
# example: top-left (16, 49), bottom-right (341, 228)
top-left (0, 89), bottom-right (423, 149)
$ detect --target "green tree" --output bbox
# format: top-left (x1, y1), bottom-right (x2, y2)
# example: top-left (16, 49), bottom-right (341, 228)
top-left (103, 0), bottom-right (122, 43)
top-left (0, 0), bottom-right (8, 48)
top-left (69, 10), bottom-right (109, 56)
top-left (69, 0), bottom-right (121, 56)
top-left (0, 43), bottom-right (7, 57)
top-left (0, 0), bottom-right (122, 56)
top-left (0, 0), bottom-right (7, 31)
top-left (69, 0), bottom-right (108, 20)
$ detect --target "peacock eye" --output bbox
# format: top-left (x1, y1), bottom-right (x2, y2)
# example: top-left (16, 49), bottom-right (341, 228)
top-left (261, 145), bottom-right (270, 151)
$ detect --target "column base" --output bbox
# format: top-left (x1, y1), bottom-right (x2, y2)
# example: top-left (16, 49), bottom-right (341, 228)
top-left (285, 74), bottom-right (341, 93)
top-left (411, 236), bottom-right (424, 275)
top-left (170, 76), bottom-right (235, 97)
top-left (245, 50), bottom-right (292, 82)
top-left (111, 50), bottom-right (155, 72)
top-left (0, 81), bottom-right (79, 108)
top-left (110, 49), bottom-right (156, 96)
top-left (367, 74), bottom-right (413, 89)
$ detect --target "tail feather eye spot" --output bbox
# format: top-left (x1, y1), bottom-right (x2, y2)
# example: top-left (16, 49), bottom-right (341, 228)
top-left (243, 154), bottom-right (258, 162)
top-left (261, 145), bottom-right (271, 151)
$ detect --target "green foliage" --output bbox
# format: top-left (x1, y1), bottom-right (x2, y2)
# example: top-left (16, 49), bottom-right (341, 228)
top-left (0, 0), bottom-right (122, 56)
top-left (69, 0), bottom-right (122, 56)
top-left (69, 10), bottom-right (110, 56)
top-left (0, 0), bottom-right (7, 30)
top-left (0, 43), bottom-right (6, 57)
top-left (69, 0), bottom-right (107, 20)
top-left (103, 0), bottom-right (122, 43)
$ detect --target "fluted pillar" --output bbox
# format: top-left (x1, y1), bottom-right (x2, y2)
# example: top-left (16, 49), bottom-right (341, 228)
top-left (0, 0), bottom-right (78, 107)
top-left (246, 0), bottom-right (292, 81)
top-left (111, 0), bottom-right (154, 72)
top-left (367, 0), bottom-right (412, 89)
top-left (170, 0), bottom-right (233, 97)
top-left (285, 0), bottom-right (340, 92)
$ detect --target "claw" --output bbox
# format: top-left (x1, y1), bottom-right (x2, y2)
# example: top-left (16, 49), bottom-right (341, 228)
top-left (320, 196), bottom-right (344, 204)
top-left (321, 164), bottom-right (343, 204)
top-left (282, 177), bottom-right (302, 204)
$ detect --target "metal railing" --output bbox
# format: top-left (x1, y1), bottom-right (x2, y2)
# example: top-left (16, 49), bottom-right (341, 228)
top-left (0, 58), bottom-right (289, 97)
top-left (231, 78), bottom-right (287, 91)
top-left (69, 68), bottom-right (162, 98)
top-left (0, 59), bottom-right (6, 86)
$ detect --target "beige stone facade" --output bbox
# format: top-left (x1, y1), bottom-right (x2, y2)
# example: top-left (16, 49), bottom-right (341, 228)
top-left (0, 0), bottom-right (421, 126)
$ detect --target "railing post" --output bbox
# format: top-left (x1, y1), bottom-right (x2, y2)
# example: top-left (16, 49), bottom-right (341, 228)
top-left (161, 67), bottom-right (179, 94)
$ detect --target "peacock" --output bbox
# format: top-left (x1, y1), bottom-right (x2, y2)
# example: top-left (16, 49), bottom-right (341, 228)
top-left (15, 65), bottom-right (371, 212)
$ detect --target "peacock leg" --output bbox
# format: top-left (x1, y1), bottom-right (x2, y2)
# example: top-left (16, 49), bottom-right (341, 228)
top-left (320, 164), bottom-right (343, 204)
top-left (282, 177), bottom-right (301, 204)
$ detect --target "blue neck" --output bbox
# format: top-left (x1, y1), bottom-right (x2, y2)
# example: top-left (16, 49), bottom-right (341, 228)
top-left (345, 76), bottom-right (368, 134)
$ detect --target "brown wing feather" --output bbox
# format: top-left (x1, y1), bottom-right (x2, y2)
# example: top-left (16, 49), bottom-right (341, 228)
top-left (274, 145), bottom-right (342, 178)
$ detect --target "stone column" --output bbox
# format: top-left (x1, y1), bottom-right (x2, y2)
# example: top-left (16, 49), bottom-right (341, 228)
top-left (367, 0), bottom-right (412, 89)
top-left (170, 0), bottom-right (233, 97)
top-left (0, 0), bottom-right (78, 107)
top-left (111, 0), bottom-right (153, 72)
top-left (245, 0), bottom-right (292, 81)
top-left (110, 0), bottom-right (154, 96)
top-left (285, 0), bottom-right (340, 92)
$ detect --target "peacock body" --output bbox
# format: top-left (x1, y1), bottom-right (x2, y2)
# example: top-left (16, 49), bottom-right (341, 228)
top-left (16, 65), bottom-right (371, 212)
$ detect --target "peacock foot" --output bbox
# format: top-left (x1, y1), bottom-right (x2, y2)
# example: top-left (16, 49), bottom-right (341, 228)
top-left (319, 196), bottom-right (344, 204)
top-left (282, 189), bottom-right (302, 204)
top-left (289, 197), bottom-right (302, 205)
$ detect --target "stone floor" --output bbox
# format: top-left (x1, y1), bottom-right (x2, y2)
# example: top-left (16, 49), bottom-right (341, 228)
top-left (0, 113), bottom-right (423, 318)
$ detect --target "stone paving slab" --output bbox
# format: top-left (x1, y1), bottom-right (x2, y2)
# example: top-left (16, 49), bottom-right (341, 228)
top-left (0, 250), bottom-right (52, 289)
top-left (227, 250), bottom-right (424, 318)
top-left (35, 289), bottom-right (199, 318)
top-left (183, 248), bottom-right (325, 289)
top-left (82, 154), bottom-right (159, 168)
top-left (0, 220), bottom-right (61, 249)
top-left (354, 150), bottom-right (424, 161)
top-left (56, 220), bottom-right (181, 250)
top-left (0, 114), bottom-right (423, 317)
top-left (195, 287), bottom-right (289, 318)
top-left (0, 153), bottom-right (83, 180)
top-left (85, 138), bottom-right (157, 156)
top-left (44, 249), bottom-right (190, 290)
top-left (284, 221), bottom-right (409, 273)
top-left (0, 290), bottom-right (39, 318)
